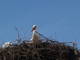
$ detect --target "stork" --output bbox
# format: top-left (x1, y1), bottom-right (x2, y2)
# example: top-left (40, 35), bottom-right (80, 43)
top-left (2, 42), bottom-right (12, 48)
top-left (31, 25), bottom-right (41, 44)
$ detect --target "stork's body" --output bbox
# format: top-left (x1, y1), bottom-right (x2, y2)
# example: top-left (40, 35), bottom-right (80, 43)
top-left (2, 42), bottom-right (12, 48)
top-left (31, 25), bottom-right (41, 44)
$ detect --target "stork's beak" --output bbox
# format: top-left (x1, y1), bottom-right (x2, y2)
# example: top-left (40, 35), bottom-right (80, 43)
top-left (31, 27), bottom-right (37, 32)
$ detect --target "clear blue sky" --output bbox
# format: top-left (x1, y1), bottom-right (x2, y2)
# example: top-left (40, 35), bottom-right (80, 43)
top-left (0, 0), bottom-right (80, 48)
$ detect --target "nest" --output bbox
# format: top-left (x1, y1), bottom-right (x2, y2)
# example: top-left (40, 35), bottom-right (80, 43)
top-left (0, 40), bottom-right (80, 60)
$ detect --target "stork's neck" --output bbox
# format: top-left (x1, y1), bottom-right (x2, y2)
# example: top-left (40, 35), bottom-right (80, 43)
top-left (32, 30), bottom-right (37, 33)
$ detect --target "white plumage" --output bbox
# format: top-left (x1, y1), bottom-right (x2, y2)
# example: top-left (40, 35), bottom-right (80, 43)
top-left (31, 25), bottom-right (41, 44)
top-left (2, 42), bottom-right (12, 48)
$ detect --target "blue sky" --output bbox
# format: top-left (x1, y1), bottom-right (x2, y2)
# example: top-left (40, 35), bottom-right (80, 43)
top-left (0, 0), bottom-right (80, 48)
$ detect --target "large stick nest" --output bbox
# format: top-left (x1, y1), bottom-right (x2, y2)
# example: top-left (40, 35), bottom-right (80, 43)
top-left (0, 40), bottom-right (80, 60)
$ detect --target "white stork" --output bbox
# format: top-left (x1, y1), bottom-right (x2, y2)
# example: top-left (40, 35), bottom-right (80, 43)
top-left (31, 25), bottom-right (41, 44)
top-left (2, 42), bottom-right (12, 48)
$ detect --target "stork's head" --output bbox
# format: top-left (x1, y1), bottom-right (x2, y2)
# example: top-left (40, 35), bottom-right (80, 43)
top-left (32, 25), bottom-right (37, 32)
